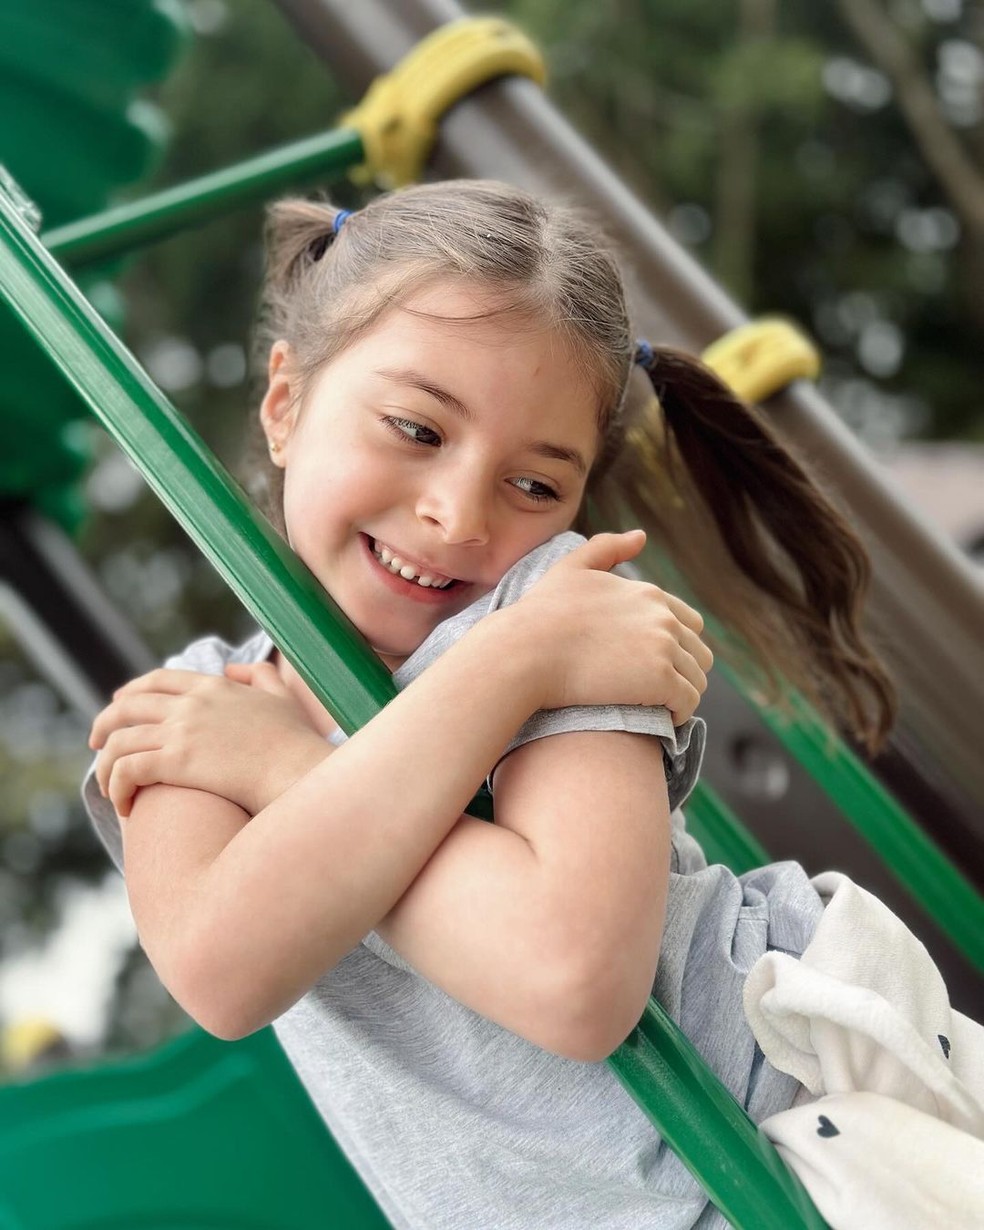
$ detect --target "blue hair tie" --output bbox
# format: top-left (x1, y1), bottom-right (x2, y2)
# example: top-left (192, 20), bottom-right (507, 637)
top-left (310, 210), bottom-right (354, 262)
top-left (634, 339), bottom-right (654, 369)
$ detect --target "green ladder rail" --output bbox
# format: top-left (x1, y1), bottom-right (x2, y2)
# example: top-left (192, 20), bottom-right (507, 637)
top-left (0, 167), bottom-right (828, 1230)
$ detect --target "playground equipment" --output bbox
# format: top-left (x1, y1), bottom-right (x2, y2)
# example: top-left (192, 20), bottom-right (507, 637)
top-left (0, 0), bottom-right (175, 707)
top-left (1, 6), bottom-right (982, 1229)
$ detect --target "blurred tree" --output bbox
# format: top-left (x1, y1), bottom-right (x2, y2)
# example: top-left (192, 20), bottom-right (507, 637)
top-left (487, 0), bottom-right (984, 445)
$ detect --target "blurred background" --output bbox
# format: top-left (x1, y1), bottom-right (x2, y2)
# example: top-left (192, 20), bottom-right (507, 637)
top-left (1, 0), bottom-right (982, 1079)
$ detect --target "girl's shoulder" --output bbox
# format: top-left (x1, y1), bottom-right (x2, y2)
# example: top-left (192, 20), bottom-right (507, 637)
top-left (392, 531), bottom-right (586, 688)
top-left (164, 628), bottom-right (273, 675)
top-left (488, 530), bottom-right (586, 604)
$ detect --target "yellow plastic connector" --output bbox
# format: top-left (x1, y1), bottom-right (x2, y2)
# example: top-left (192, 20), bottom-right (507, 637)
top-left (701, 318), bottom-right (821, 404)
top-left (340, 17), bottom-right (546, 189)
top-left (0, 1016), bottom-right (65, 1071)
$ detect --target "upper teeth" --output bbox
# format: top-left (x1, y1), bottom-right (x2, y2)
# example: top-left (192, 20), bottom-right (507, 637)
top-left (373, 541), bottom-right (453, 589)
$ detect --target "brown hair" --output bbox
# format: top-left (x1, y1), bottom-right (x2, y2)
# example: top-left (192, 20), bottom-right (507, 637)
top-left (245, 179), bottom-right (896, 755)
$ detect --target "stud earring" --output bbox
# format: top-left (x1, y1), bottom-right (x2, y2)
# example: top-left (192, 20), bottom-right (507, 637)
top-left (269, 440), bottom-right (282, 456)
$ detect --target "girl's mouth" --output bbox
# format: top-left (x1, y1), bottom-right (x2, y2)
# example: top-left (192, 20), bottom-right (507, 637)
top-left (366, 538), bottom-right (462, 595)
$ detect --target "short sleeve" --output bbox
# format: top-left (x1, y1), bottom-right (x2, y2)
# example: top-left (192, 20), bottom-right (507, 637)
top-left (489, 704), bottom-right (706, 815)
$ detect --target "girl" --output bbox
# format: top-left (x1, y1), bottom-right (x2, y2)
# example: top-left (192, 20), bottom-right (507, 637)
top-left (84, 180), bottom-right (895, 1229)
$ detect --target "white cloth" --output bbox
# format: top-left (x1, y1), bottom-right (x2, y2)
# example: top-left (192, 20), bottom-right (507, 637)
top-left (743, 871), bottom-right (984, 1229)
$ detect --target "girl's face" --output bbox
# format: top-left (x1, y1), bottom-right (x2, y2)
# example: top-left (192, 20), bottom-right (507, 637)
top-left (260, 280), bottom-right (602, 670)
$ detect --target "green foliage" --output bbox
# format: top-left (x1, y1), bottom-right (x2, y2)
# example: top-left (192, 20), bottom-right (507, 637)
top-left (711, 38), bottom-right (825, 113)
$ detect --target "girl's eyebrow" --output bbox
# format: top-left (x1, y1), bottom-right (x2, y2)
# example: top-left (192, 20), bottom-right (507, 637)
top-left (528, 440), bottom-right (587, 477)
top-left (373, 366), bottom-right (588, 477)
top-left (375, 367), bottom-right (473, 420)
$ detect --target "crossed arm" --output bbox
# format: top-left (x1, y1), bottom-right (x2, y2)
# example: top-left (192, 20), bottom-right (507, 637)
top-left (119, 724), bottom-right (669, 1061)
top-left (93, 534), bottom-right (702, 1060)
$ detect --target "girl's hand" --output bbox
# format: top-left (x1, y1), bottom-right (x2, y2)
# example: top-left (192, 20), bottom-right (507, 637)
top-left (88, 663), bottom-right (330, 819)
top-left (504, 530), bottom-right (713, 724)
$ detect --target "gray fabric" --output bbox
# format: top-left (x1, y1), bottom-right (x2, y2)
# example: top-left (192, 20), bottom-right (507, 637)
top-left (81, 530), bottom-right (825, 1229)
top-left (389, 532), bottom-right (706, 817)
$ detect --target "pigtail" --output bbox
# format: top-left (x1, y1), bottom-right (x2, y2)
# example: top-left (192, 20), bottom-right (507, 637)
top-left (595, 344), bottom-right (897, 757)
top-left (251, 197), bottom-right (355, 391)
top-left (263, 199), bottom-right (351, 295)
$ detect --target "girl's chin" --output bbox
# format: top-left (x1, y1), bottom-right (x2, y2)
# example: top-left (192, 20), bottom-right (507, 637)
top-left (357, 616), bottom-right (434, 669)
top-left (371, 646), bottom-right (410, 672)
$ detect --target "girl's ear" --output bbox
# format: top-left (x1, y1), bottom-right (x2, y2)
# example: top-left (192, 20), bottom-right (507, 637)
top-left (259, 340), bottom-right (298, 467)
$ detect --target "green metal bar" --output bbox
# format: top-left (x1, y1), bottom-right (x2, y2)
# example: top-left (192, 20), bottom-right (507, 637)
top-left (749, 681), bottom-right (984, 972)
top-left (41, 127), bottom-right (366, 267)
top-left (1, 175), bottom-right (827, 1230)
top-left (611, 1000), bottom-right (830, 1230)
top-left (687, 782), bottom-right (770, 875)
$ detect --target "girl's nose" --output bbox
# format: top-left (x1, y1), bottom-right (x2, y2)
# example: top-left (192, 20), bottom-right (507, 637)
top-left (416, 475), bottom-right (491, 546)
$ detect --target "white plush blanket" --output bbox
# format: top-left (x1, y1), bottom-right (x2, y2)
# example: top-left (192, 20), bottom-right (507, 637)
top-left (743, 871), bottom-right (984, 1229)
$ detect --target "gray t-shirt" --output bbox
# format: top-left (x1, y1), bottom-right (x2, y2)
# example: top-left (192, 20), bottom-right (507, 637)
top-left (82, 531), bottom-right (824, 1230)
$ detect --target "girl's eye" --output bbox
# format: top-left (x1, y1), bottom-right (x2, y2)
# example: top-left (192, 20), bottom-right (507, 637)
top-left (511, 476), bottom-right (559, 504)
top-left (385, 416), bottom-right (441, 447)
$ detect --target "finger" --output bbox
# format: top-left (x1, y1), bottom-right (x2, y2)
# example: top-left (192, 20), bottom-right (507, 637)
top-left (561, 530), bottom-right (646, 574)
top-left (638, 636), bottom-right (705, 719)
top-left (89, 694), bottom-right (174, 749)
top-left (94, 725), bottom-right (164, 796)
top-left (107, 751), bottom-right (164, 820)
top-left (666, 677), bottom-right (703, 727)
top-left (112, 668), bottom-right (206, 701)
top-left (229, 660), bottom-right (288, 696)
top-left (223, 662), bottom-right (282, 694)
top-left (670, 642), bottom-right (708, 700)
top-left (661, 591), bottom-right (705, 636)
top-left (672, 624), bottom-right (714, 675)
top-left (95, 724), bottom-right (163, 796)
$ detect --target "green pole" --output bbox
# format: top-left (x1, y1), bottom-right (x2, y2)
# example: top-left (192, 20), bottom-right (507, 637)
top-left (42, 127), bottom-right (366, 267)
top-left (611, 1000), bottom-right (830, 1230)
top-left (751, 681), bottom-right (984, 972)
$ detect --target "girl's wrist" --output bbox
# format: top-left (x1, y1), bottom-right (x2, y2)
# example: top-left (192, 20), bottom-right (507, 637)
top-left (255, 734), bottom-right (333, 815)
top-left (473, 605), bottom-right (554, 715)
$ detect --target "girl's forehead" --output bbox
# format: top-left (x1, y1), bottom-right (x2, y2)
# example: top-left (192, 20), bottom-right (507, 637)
top-left (367, 279), bottom-right (547, 342)
top-left (349, 282), bottom-right (587, 384)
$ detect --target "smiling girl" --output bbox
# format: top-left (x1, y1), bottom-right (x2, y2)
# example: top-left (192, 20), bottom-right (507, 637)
top-left (83, 180), bottom-right (895, 1229)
